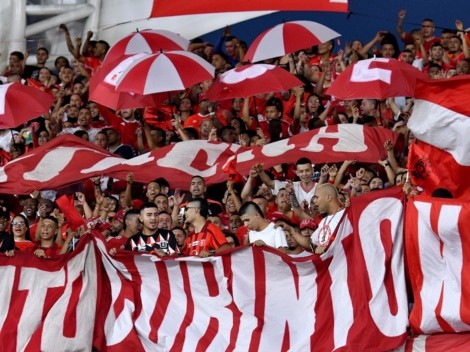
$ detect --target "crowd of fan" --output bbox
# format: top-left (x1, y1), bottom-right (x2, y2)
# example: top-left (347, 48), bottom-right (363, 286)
top-left (0, 10), bottom-right (464, 258)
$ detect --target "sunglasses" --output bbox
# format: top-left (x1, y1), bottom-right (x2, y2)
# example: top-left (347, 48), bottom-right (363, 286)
top-left (11, 221), bottom-right (25, 227)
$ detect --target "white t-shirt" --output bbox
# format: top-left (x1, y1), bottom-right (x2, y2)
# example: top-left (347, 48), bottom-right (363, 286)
top-left (311, 208), bottom-right (346, 247)
top-left (273, 180), bottom-right (317, 205)
top-left (249, 222), bottom-right (288, 249)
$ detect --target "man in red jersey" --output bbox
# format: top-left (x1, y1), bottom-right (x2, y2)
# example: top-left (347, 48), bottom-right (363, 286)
top-left (182, 198), bottom-right (230, 258)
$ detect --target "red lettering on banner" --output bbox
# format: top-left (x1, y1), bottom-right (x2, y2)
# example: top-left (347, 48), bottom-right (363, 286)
top-left (328, 229), bottom-right (354, 349)
top-left (264, 252), bottom-right (317, 351)
top-left (221, 254), bottom-right (242, 352)
top-left (250, 248), bottom-right (266, 351)
top-left (18, 268), bottom-right (65, 349)
top-left (171, 262), bottom-right (193, 351)
top-left (0, 266), bottom-right (15, 330)
top-left (411, 201), bottom-right (470, 333)
top-left (358, 197), bottom-right (408, 336)
top-left (40, 243), bottom-right (98, 351)
top-left (149, 262), bottom-right (170, 343)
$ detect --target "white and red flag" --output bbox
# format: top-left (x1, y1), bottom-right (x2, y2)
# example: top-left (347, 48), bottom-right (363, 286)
top-left (149, 0), bottom-right (349, 18)
top-left (407, 76), bottom-right (470, 199)
top-left (0, 188), bottom-right (407, 351)
top-left (0, 125), bottom-right (395, 194)
top-left (92, 187), bottom-right (407, 351)
top-left (406, 195), bottom-right (470, 335)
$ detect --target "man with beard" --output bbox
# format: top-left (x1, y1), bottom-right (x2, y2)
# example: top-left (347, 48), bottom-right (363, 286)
top-left (178, 175), bottom-right (224, 217)
top-left (288, 184), bottom-right (345, 255)
top-left (125, 203), bottom-right (178, 256)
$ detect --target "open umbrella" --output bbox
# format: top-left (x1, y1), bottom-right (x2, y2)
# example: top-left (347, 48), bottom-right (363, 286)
top-left (204, 64), bottom-right (303, 100)
top-left (326, 57), bottom-right (427, 99)
top-left (89, 54), bottom-right (169, 110)
top-left (115, 51), bottom-right (215, 95)
top-left (103, 29), bottom-right (190, 65)
top-left (0, 83), bottom-right (54, 128)
top-left (244, 20), bottom-right (341, 63)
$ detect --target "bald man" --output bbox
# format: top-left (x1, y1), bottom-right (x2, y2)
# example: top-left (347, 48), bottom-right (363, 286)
top-left (285, 184), bottom-right (345, 255)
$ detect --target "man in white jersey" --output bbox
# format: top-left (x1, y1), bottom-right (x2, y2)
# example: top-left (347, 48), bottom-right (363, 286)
top-left (254, 157), bottom-right (317, 206)
top-left (239, 201), bottom-right (288, 252)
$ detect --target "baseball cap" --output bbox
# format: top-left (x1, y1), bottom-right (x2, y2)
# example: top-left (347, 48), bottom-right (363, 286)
top-left (300, 218), bottom-right (317, 230)
top-left (267, 211), bottom-right (292, 225)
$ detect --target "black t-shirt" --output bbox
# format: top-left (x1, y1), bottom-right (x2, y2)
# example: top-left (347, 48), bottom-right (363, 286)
top-left (125, 229), bottom-right (178, 255)
top-left (0, 231), bottom-right (15, 252)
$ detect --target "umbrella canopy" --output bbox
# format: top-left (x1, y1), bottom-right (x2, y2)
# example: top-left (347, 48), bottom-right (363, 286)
top-left (0, 83), bottom-right (54, 128)
top-left (244, 20), bottom-right (341, 63)
top-left (326, 57), bottom-right (427, 99)
top-left (204, 64), bottom-right (304, 100)
top-left (103, 29), bottom-right (190, 65)
top-left (115, 51), bottom-right (215, 95)
top-left (89, 54), bottom-right (169, 110)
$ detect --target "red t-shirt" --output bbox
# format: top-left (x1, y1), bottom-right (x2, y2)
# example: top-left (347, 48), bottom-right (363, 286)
top-left (183, 113), bottom-right (207, 130)
top-left (15, 240), bottom-right (35, 251)
top-left (182, 221), bottom-right (228, 256)
top-left (31, 243), bottom-right (62, 258)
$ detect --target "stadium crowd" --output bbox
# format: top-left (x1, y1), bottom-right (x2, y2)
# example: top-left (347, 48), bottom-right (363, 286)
top-left (0, 10), bottom-right (465, 258)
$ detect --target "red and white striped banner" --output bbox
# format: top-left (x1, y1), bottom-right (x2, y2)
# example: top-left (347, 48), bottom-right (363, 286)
top-left (406, 195), bottom-right (470, 335)
top-left (407, 77), bottom-right (470, 199)
top-left (0, 125), bottom-right (394, 194)
top-left (0, 238), bottom-right (98, 351)
top-left (150, 0), bottom-right (349, 18)
top-left (0, 188), bottom-right (408, 351)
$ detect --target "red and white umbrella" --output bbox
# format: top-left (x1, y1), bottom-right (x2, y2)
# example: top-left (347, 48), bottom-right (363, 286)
top-left (115, 51), bottom-right (215, 95)
top-left (89, 54), bottom-right (168, 110)
top-left (244, 20), bottom-right (341, 63)
top-left (326, 57), bottom-right (427, 99)
top-left (103, 29), bottom-right (190, 65)
top-left (204, 64), bottom-right (303, 100)
top-left (0, 83), bottom-right (54, 128)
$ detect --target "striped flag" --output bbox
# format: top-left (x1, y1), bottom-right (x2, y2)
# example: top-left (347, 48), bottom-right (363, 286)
top-left (407, 76), bottom-right (470, 199)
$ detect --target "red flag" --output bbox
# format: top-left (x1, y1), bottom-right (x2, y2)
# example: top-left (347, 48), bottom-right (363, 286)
top-left (150, 0), bottom-right (349, 17)
top-left (221, 156), bottom-right (245, 183)
top-left (55, 194), bottom-right (87, 230)
top-left (407, 76), bottom-right (470, 199)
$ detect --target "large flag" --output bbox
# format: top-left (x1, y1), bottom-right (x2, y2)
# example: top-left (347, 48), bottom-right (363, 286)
top-left (150, 0), bottom-right (349, 18)
top-left (407, 76), bottom-right (470, 199)
top-left (406, 195), bottom-right (470, 335)
top-left (0, 189), bottom-right (407, 351)
top-left (0, 125), bottom-right (395, 194)
top-left (100, 1), bottom-right (348, 47)
top-left (0, 237), bottom-right (98, 351)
